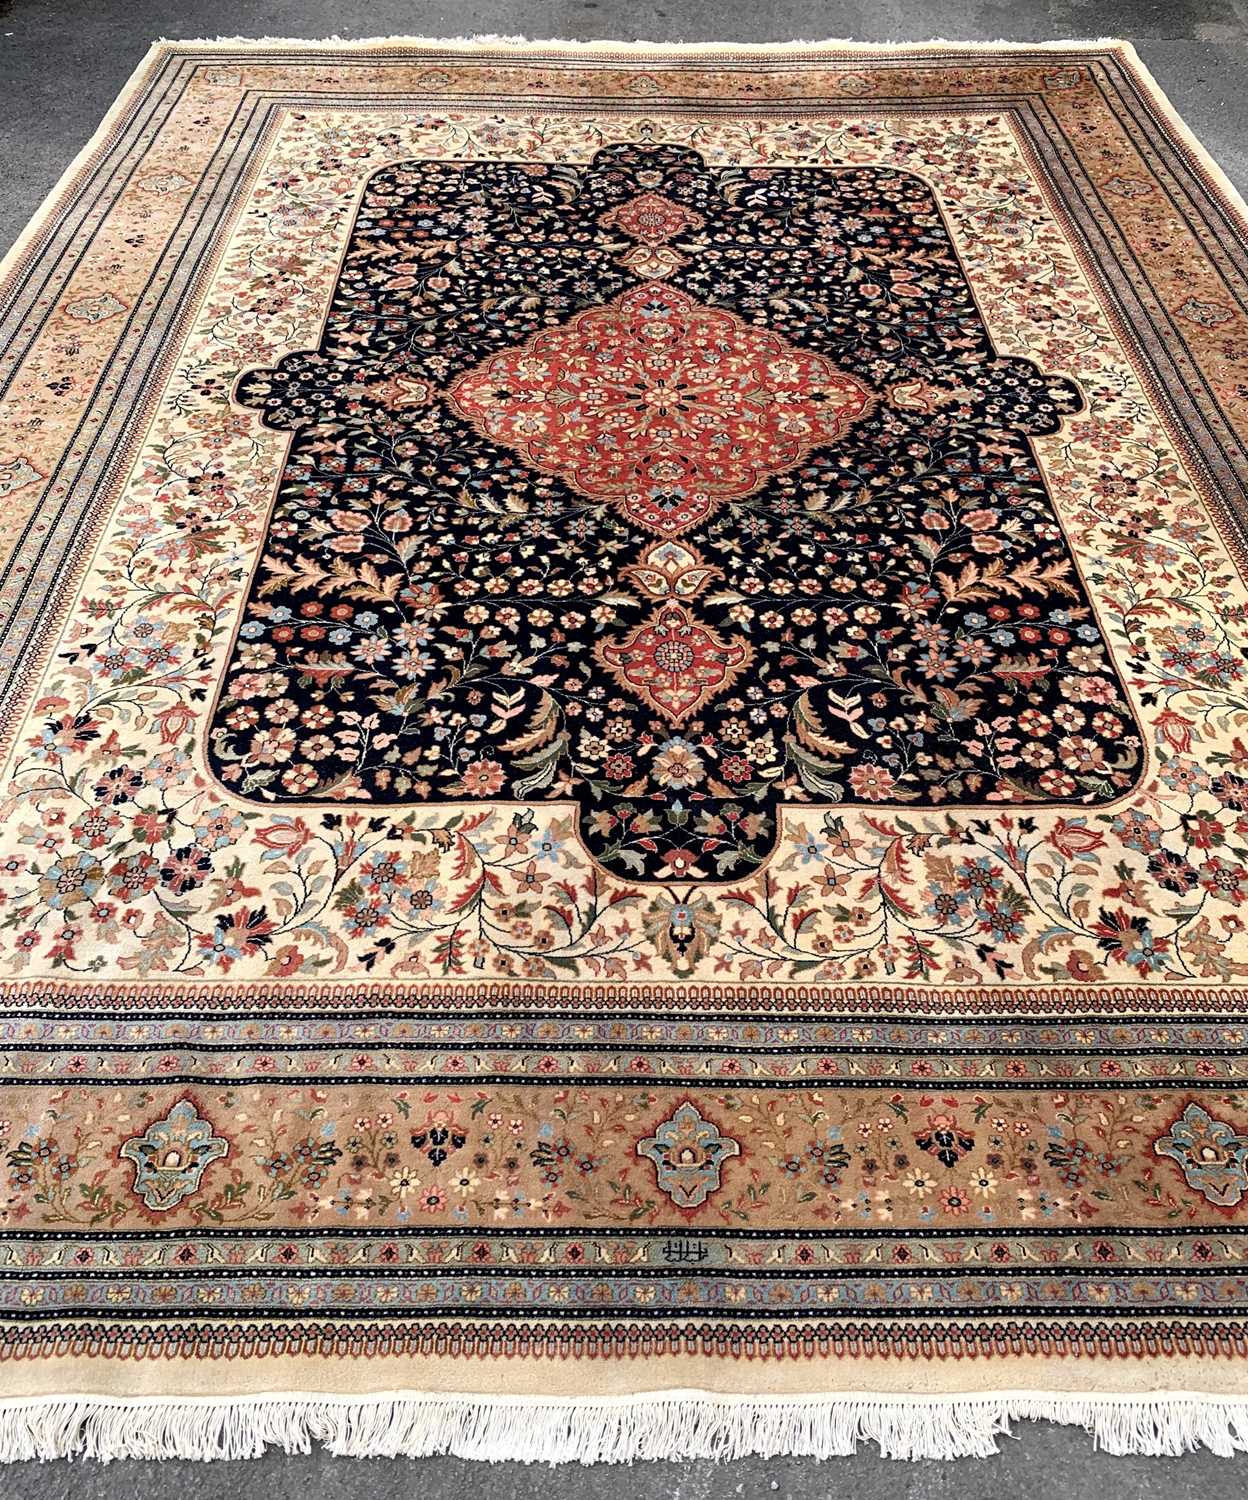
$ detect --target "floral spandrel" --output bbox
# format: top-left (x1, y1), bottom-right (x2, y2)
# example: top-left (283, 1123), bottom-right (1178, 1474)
top-left (220, 143), bottom-right (1139, 882)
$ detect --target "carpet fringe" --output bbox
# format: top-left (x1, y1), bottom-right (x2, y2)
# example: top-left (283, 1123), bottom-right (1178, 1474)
top-left (4, 1391), bottom-right (1248, 1463)
top-left (151, 34), bottom-right (1138, 54)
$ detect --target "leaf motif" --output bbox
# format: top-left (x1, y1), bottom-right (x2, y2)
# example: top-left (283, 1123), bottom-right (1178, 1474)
top-left (793, 692), bottom-right (855, 758)
top-left (255, 555), bottom-right (330, 598)
top-left (824, 689), bottom-right (870, 740)
top-left (511, 733), bottom-right (569, 798)
top-left (936, 559), bottom-right (1005, 605)
top-left (1008, 555), bottom-right (1080, 601)
top-left (786, 740), bottom-right (846, 798)
top-left (332, 560), bottom-right (401, 604)
top-left (499, 691), bottom-right (558, 754)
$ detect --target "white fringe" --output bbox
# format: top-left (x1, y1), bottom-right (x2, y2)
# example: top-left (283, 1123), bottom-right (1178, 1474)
top-left (153, 34), bottom-right (1138, 55)
top-left (3, 1390), bottom-right (1248, 1464)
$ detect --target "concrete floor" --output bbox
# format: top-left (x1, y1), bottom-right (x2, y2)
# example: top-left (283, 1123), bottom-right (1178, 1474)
top-left (1, 0), bottom-right (1247, 1495)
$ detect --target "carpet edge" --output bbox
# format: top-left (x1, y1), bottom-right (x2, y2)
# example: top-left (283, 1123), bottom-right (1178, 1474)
top-left (1112, 39), bottom-right (1248, 232)
top-left (0, 40), bottom-right (167, 296)
top-left (3, 1391), bottom-right (1248, 1463)
top-left (148, 34), bottom-right (1138, 52)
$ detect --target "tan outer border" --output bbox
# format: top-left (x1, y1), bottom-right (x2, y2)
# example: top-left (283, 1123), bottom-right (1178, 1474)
top-left (8, 36), bottom-right (1243, 289)
top-left (1086, 41), bottom-right (1248, 233)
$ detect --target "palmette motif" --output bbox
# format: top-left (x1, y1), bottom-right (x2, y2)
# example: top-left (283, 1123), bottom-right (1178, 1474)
top-left (3, 45), bottom-right (1248, 1411)
top-left (117, 1099), bottom-right (230, 1211)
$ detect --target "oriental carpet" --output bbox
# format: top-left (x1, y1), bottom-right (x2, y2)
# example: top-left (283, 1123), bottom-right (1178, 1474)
top-left (0, 35), bottom-right (1247, 1461)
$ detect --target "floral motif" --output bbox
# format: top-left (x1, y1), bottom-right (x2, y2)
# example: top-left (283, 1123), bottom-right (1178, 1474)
top-left (636, 1101), bottom-right (741, 1208)
top-left (1174, 298), bottom-right (1235, 328)
top-left (6, 1078), bottom-right (1241, 1235)
top-left (4, 40), bottom-right (1248, 1391)
top-left (1153, 1104), bottom-right (1248, 1207)
top-left (599, 191), bottom-right (705, 279)
top-left (0, 458), bottom-right (42, 498)
top-left (599, 190), bottom-right (705, 245)
top-left (140, 171), bottom-right (191, 196)
top-left (61, 292), bottom-right (125, 324)
top-left (118, 1099), bottom-right (229, 1211)
top-left (0, 107), bottom-right (1244, 982)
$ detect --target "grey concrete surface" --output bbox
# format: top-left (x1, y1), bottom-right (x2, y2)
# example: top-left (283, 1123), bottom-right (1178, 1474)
top-left (0, 1), bottom-right (1247, 1495)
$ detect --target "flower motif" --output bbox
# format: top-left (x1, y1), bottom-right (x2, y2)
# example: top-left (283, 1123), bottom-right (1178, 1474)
top-left (62, 292), bottom-right (125, 323)
top-left (642, 888), bottom-right (721, 970)
top-left (218, 145), bottom-right (1132, 884)
top-left (596, 603), bottom-right (753, 726)
top-left (599, 192), bottom-right (704, 246)
top-left (0, 457), bottom-right (43, 498)
top-left (1174, 297), bottom-right (1235, 328)
top-left (446, 282), bottom-right (875, 537)
top-left (141, 171), bottom-right (191, 196)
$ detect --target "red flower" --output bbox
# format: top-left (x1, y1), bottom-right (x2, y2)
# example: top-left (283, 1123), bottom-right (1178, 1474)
top-left (1154, 708), bottom-right (1195, 755)
top-left (152, 702), bottom-right (197, 745)
top-left (848, 764), bottom-right (897, 801)
top-left (457, 759), bottom-right (505, 797)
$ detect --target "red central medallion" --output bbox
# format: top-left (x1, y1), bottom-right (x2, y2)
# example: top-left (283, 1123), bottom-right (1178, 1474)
top-left (446, 283), bottom-right (875, 537)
